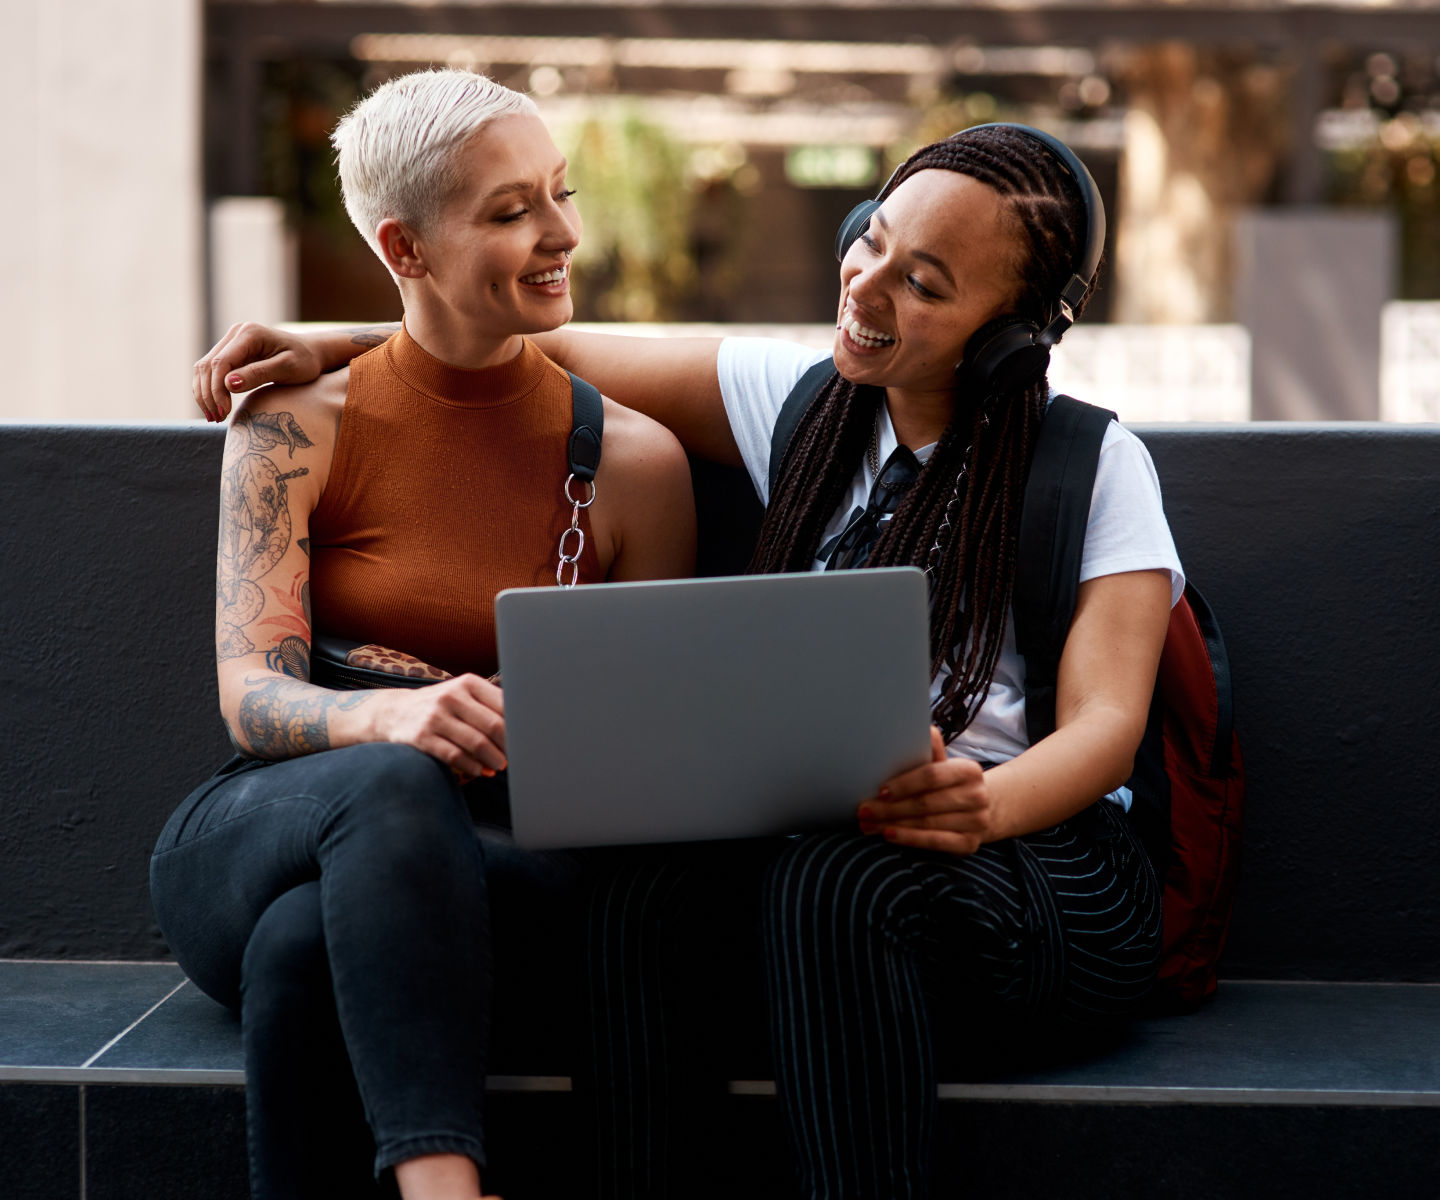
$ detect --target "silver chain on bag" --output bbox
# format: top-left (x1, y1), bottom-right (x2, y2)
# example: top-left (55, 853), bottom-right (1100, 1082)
top-left (556, 473), bottom-right (596, 587)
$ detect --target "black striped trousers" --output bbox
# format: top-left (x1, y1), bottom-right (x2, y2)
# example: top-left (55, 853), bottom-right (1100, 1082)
top-left (585, 804), bottom-right (1161, 1199)
top-left (585, 839), bottom-right (781, 1199)
top-left (765, 803), bottom-right (1161, 1199)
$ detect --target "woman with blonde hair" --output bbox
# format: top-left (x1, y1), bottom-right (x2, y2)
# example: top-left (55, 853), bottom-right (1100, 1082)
top-left (154, 69), bottom-right (693, 1200)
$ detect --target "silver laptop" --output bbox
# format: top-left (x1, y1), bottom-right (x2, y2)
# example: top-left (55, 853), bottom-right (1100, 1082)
top-left (495, 568), bottom-right (933, 849)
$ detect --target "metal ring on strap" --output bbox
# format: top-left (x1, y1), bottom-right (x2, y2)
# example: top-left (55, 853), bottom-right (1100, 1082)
top-left (564, 475), bottom-right (596, 508)
top-left (556, 473), bottom-right (596, 588)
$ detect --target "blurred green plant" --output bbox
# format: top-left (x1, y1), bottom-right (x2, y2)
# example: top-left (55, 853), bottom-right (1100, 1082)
top-left (559, 111), bottom-right (696, 321)
top-left (261, 59), bottom-right (363, 239)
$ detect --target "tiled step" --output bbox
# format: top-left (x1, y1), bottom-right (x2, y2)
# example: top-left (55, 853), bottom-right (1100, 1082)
top-left (5, 961), bottom-right (1438, 1104)
top-left (3, 961), bottom-right (1439, 1198)
top-left (936, 977), bottom-right (1440, 1105)
top-left (0, 961), bottom-right (568, 1090)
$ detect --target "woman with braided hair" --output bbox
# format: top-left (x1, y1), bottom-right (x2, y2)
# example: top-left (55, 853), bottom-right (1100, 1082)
top-left (200, 124), bottom-right (1183, 1198)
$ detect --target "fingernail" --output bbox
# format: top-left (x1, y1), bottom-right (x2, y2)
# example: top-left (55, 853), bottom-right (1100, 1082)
top-left (858, 804), bottom-right (874, 819)
top-left (878, 786), bottom-right (891, 799)
top-left (226, 375), bottom-right (243, 388)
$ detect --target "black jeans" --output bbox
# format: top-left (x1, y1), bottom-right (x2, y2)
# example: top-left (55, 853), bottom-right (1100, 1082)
top-left (150, 743), bottom-right (582, 1200)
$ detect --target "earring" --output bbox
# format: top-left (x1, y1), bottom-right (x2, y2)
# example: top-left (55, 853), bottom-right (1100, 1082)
top-left (491, 283), bottom-right (498, 292)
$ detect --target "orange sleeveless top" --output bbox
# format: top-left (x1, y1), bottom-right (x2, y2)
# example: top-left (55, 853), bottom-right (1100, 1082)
top-left (309, 327), bottom-right (602, 678)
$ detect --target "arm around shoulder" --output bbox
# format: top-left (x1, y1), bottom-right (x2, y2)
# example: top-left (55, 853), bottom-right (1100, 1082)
top-left (531, 330), bottom-right (739, 465)
top-left (194, 322), bottom-right (397, 422)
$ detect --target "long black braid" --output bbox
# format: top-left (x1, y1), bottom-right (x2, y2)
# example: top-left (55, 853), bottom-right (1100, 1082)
top-left (748, 126), bottom-right (1099, 743)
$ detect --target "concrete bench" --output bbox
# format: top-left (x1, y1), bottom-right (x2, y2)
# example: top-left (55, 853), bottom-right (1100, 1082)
top-left (2, 423), bottom-right (1439, 1197)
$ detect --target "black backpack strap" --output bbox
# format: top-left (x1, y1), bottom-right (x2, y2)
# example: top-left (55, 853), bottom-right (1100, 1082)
top-left (567, 373), bottom-right (604, 483)
top-left (1184, 582), bottom-right (1234, 778)
top-left (1013, 394), bottom-right (1116, 746)
top-left (767, 356), bottom-right (836, 500)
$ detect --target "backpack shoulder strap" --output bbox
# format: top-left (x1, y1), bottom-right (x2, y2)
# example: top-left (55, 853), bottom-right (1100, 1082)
top-left (567, 373), bottom-right (604, 483)
top-left (767, 356), bottom-right (836, 500)
top-left (1180, 582), bottom-right (1235, 779)
top-left (1013, 394), bottom-right (1117, 745)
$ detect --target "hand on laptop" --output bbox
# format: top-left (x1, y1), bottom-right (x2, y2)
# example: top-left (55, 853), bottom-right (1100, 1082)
top-left (856, 727), bottom-right (991, 857)
top-left (365, 674), bottom-right (507, 784)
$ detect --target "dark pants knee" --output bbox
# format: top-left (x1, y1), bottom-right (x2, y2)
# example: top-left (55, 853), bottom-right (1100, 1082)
top-left (152, 744), bottom-right (481, 1013)
top-left (242, 883), bottom-right (389, 1200)
top-left (242, 881), bottom-right (327, 1013)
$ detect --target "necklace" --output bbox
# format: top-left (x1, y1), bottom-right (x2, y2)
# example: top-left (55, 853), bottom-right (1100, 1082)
top-left (867, 413), bottom-right (911, 493)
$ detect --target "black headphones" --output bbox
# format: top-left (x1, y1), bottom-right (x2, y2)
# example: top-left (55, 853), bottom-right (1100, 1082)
top-left (834, 123), bottom-right (1106, 397)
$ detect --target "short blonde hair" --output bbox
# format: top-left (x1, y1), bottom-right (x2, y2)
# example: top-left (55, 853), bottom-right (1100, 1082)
top-left (332, 69), bottom-right (537, 253)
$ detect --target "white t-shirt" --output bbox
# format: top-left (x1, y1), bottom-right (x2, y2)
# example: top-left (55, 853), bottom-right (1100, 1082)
top-left (717, 337), bottom-right (1186, 809)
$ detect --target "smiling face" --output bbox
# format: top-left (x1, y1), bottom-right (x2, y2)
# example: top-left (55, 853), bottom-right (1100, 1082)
top-left (380, 112), bottom-right (582, 339)
top-left (834, 169), bottom-right (1027, 395)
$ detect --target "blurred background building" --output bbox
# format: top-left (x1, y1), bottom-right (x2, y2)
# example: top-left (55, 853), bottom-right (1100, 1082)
top-left (5, 0), bottom-right (1440, 421)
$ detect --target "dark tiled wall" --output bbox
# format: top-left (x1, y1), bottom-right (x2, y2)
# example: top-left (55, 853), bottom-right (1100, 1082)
top-left (0, 1084), bottom-right (247, 1200)
top-left (5, 1083), bottom-right (1439, 1198)
top-left (0, 1084), bottom-right (77, 1200)
top-left (4, 424), bottom-right (1440, 977)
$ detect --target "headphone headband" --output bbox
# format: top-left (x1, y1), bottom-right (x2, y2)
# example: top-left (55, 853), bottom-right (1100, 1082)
top-left (962, 123), bottom-right (1105, 335)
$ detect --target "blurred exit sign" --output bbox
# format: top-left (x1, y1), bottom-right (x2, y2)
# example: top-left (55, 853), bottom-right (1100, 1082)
top-left (785, 145), bottom-right (878, 189)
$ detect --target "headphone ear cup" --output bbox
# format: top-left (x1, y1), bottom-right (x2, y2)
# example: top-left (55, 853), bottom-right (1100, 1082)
top-left (960, 316), bottom-right (1051, 396)
top-left (835, 200), bottom-right (881, 262)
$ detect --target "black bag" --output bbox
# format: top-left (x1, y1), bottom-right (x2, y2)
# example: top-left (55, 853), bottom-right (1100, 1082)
top-left (1010, 394), bottom-right (1244, 1009)
top-left (309, 370), bottom-right (604, 690)
top-left (311, 636), bottom-right (442, 690)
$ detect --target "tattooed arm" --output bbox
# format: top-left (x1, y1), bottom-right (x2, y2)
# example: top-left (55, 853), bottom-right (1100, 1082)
top-left (235, 675), bottom-right (372, 758)
top-left (214, 376), bottom-right (507, 776)
top-left (214, 375), bottom-right (355, 754)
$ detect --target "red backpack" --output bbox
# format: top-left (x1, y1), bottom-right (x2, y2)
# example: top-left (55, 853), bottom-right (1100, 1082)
top-left (1013, 395), bottom-right (1245, 1010)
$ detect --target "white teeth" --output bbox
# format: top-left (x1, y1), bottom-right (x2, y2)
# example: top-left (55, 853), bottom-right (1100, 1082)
top-left (843, 315), bottom-right (894, 347)
top-left (520, 265), bottom-right (568, 285)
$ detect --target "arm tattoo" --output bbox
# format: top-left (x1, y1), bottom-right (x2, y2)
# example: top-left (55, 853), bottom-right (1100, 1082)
top-left (216, 411), bottom-right (315, 661)
top-left (237, 675), bottom-right (370, 759)
top-left (265, 636), bottom-right (311, 680)
top-left (350, 323), bottom-right (401, 349)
